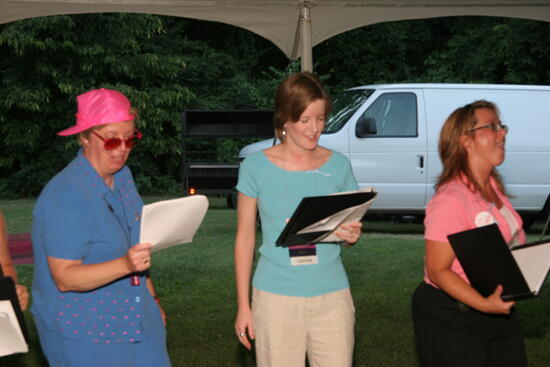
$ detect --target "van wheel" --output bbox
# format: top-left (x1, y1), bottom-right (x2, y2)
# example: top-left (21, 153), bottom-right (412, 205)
top-left (396, 215), bottom-right (424, 224)
top-left (520, 213), bottom-right (537, 230)
top-left (226, 192), bottom-right (237, 209)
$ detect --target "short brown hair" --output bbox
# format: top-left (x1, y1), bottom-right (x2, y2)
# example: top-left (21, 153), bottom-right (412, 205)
top-left (273, 72), bottom-right (331, 141)
top-left (436, 100), bottom-right (505, 194)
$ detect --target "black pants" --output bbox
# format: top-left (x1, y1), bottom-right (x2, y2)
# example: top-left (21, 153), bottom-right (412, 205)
top-left (411, 282), bottom-right (528, 367)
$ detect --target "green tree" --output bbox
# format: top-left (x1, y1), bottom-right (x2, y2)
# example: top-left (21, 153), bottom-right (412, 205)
top-left (0, 14), bottom-right (188, 195)
top-left (424, 17), bottom-right (550, 84)
top-left (0, 14), bottom-right (281, 197)
top-left (314, 17), bottom-right (549, 90)
top-left (314, 18), bottom-right (451, 90)
top-left (1, 14), bottom-right (547, 198)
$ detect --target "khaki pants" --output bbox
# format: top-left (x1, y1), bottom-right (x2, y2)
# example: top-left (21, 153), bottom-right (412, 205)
top-left (252, 288), bottom-right (355, 367)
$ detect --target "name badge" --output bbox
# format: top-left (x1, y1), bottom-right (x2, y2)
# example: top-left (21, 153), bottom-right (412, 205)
top-left (475, 211), bottom-right (495, 227)
top-left (289, 244), bottom-right (318, 266)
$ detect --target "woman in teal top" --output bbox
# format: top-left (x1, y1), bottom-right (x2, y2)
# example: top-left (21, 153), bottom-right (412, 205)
top-left (234, 72), bottom-right (363, 367)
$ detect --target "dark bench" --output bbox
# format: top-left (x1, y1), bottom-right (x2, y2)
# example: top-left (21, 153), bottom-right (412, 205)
top-left (7, 233), bottom-right (33, 265)
top-left (181, 110), bottom-right (274, 204)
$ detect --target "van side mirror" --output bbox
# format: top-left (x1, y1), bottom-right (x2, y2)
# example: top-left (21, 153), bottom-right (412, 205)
top-left (355, 115), bottom-right (377, 138)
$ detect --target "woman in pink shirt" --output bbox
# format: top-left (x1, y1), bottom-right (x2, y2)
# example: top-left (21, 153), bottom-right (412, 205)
top-left (411, 100), bottom-right (528, 367)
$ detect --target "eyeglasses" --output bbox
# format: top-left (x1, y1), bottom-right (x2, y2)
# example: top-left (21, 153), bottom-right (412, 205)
top-left (468, 122), bottom-right (508, 134)
top-left (92, 130), bottom-right (142, 150)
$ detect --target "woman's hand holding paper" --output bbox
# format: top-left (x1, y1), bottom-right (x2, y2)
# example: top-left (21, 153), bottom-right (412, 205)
top-left (335, 221), bottom-right (363, 246)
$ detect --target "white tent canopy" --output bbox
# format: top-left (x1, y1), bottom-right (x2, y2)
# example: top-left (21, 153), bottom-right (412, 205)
top-left (2, 0), bottom-right (550, 71)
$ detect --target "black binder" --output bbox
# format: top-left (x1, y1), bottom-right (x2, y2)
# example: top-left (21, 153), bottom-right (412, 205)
top-left (447, 223), bottom-right (550, 301)
top-left (276, 189), bottom-right (377, 247)
top-left (0, 276), bottom-right (30, 344)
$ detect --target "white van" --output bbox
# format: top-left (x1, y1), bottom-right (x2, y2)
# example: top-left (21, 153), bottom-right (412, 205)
top-left (239, 84), bottom-right (550, 226)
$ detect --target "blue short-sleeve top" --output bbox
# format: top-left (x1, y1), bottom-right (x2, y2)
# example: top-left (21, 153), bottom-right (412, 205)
top-left (31, 150), bottom-right (156, 344)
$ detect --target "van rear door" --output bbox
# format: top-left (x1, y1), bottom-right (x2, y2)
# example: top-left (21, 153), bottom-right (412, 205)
top-left (348, 89), bottom-right (428, 211)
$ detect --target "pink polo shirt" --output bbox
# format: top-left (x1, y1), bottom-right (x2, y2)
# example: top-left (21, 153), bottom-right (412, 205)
top-left (423, 176), bottom-right (526, 287)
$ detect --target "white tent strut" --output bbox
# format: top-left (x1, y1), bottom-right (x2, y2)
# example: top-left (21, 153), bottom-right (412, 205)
top-left (300, 0), bottom-right (313, 72)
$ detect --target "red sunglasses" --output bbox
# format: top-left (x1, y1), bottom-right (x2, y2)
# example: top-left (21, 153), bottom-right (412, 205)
top-left (92, 130), bottom-right (143, 151)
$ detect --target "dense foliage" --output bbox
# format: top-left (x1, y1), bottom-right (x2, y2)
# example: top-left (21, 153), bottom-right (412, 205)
top-left (0, 14), bottom-right (548, 197)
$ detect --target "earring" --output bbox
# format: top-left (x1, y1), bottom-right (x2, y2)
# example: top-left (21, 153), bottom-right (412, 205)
top-left (282, 130), bottom-right (286, 136)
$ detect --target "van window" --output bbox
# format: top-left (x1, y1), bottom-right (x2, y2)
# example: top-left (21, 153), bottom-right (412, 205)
top-left (361, 93), bottom-right (417, 137)
top-left (324, 89), bottom-right (374, 134)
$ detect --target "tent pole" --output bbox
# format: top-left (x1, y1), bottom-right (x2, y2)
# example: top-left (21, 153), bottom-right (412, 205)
top-left (300, 1), bottom-right (313, 72)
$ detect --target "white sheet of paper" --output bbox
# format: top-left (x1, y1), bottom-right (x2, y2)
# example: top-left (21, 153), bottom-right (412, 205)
top-left (512, 240), bottom-right (550, 295)
top-left (0, 300), bottom-right (28, 356)
top-left (140, 195), bottom-right (209, 252)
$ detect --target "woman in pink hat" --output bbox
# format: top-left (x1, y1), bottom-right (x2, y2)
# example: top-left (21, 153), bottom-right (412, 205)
top-left (31, 89), bottom-right (171, 367)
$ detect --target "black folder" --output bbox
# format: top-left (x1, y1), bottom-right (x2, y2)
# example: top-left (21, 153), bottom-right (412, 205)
top-left (0, 276), bottom-right (30, 344)
top-left (276, 189), bottom-right (377, 247)
top-left (447, 223), bottom-right (550, 301)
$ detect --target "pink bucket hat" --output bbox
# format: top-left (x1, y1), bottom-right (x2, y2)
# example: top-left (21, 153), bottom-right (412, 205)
top-left (58, 88), bottom-right (135, 136)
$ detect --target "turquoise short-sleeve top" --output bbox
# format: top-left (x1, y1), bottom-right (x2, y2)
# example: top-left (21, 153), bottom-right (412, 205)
top-left (236, 149), bottom-right (358, 297)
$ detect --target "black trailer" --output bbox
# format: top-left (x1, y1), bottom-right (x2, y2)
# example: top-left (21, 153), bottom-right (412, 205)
top-left (181, 110), bottom-right (274, 207)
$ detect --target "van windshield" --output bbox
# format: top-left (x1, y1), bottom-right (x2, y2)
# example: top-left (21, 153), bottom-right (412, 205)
top-left (323, 89), bottom-right (374, 134)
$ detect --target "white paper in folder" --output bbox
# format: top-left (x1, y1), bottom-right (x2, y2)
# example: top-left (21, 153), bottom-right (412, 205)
top-left (140, 195), bottom-right (209, 252)
top-left (0, 300), bottom-right (28, 356)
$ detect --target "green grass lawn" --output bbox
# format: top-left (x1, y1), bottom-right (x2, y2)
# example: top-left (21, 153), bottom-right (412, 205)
top-left (1, 197), bottom-right (550, 366)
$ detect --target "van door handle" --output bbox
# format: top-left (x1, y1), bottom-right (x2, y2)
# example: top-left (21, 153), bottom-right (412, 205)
top-left (418, 155), bottom-right (424, 169)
